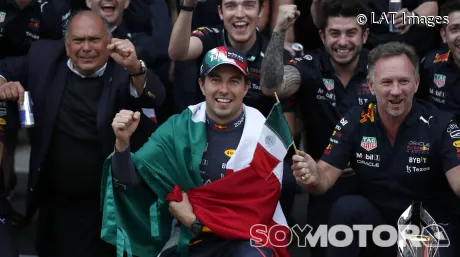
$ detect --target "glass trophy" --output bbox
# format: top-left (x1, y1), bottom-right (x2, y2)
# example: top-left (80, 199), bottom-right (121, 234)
top-left (397, 202), bottom-right (443, 257)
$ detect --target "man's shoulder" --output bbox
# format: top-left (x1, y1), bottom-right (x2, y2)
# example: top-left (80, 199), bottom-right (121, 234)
top-left (421, 48), bottom-right (450, 68)
top-left (28, 39), bottom-right (65, 56)
top-left (244, 104), bottom-right (266, 122)
top-left (414, 99), bottom-right (454, 130)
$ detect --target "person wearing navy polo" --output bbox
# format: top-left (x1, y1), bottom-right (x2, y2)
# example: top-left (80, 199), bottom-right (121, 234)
top-left (260, 2), bottom-right (374, 256)
top-left (0, 101), bottom-right (18, 257)
top-left (418, 0), bottom-right (460, 123)
top-left (292, 42), bottom-right (460, 257)
top-left (168, 0), bottom-right (299, 219)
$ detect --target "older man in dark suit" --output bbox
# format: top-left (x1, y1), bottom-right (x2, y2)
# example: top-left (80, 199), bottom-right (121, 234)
top-left (0, 10), bottom-right (165, 257)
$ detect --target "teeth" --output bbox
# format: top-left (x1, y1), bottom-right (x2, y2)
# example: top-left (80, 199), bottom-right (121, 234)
top-left (337, 49), bottom-right (349, 54)
top-left (216, 98), bottom-right (231, 103)
top-left (235, 22), bottom-right (247, 26)
top-left (102, 4), bottom-right (115, 8)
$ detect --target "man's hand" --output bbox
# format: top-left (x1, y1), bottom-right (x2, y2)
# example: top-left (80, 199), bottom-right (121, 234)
top-left (292, 150), bottom-right (319, 186)
top-left (108, 38), bottom-right (141, 74)
top-left (393, 8), bottom-right (413, 35)
top-left (0, 82), bottom-right (25, 103)
top-left (169, 192), bottom-right (196, 228)
top-left (274, 4), bottom-right (300, 33)
top-left (112, 110), bottom-right (140, 151)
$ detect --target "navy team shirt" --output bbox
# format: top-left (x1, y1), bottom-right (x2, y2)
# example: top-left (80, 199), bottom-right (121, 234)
top-left (321, 100), bottom-right (460, 224)
top-left (0, 100), bottom-right (6, 207)
top-left (419, 49), bottom-right (460, 122)
top-left (287, 49), bottom-right (375, 160)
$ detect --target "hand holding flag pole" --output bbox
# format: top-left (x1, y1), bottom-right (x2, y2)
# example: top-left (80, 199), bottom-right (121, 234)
top-left (273, 93), bottom-right (306, 180)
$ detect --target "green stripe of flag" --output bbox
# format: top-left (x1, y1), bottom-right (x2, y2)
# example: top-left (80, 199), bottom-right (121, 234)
top-left (265, 102), bottom-right (294, 150)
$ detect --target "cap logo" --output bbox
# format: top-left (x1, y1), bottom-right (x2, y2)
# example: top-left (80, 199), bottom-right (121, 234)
top-left (210, 52), bottom-right (219, 62)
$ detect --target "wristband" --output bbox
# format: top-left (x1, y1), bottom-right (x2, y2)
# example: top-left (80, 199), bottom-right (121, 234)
top-left (180, 4), bottom-right (196, 12)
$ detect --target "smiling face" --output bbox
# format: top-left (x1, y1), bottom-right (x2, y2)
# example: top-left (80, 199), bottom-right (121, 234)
top-left (320, 16), bottom-right (368, 67)
top-left (65, 12), bottom-right (111, 76)
top-left (199, 64), bottom-right (249, 124)
top-left (368, 54), bottom-right (419, 120)
top-left (441, 11), bottom-right (460, 67)
top-left (218, 0), bottom-right (261, 46)
top-left (86, 0), bottom-right (130, 27)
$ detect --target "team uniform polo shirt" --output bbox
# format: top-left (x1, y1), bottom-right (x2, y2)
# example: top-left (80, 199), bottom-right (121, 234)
top-left (0, 0), bottom-right (64, 59)
top-left (192, 26), bottom-right (294, 117)
top-left (419, 49), bottom-right (460, 122)
top-left (321, 100), bottom-right (460, 224)
top-left (0, 100), bottom-right (6, 215)
top-left (0, 100), bottom-right (5, 143)
top-left (287, 49), bottom-right (375, 160)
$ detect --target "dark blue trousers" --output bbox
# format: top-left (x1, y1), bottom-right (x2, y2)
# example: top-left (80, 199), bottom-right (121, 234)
top-left (326, 195), bottom-right (460, 257)
top-left (160, 234), bottom-right (273, 257)
top-left (308, 175), bottom-right (358, 257)
top-left (0, 214), bottom-right (18, 257)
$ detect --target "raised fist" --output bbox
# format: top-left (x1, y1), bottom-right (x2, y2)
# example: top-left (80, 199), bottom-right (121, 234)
top-left (275, 4), bottom-right (301, 33)
top-left (112, 110), bottom-right (141, 146)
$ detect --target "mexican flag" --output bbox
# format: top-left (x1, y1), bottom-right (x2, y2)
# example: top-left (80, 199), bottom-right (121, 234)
top-left (100, 101), bottom-right (293, 257)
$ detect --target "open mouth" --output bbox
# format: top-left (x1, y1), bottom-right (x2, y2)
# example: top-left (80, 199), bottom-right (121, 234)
top-left (101, 3), bottom-right (116, 14)
top-left (216, 98), bottom-right (232, 105)
top-left (335, 49), bottom-right (352, 56)
top-left (233, 22), bottom-right (248, 31)
top-left (389, 99), bottom-right (403, 106)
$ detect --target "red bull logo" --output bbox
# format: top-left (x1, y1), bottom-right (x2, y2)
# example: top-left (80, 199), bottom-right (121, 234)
top-left (420, 146), bottom-right (430, 151)
top-left (213, 124), bottom-right (228, 131)
top-left (433, 51), bottom-right (449, 63)
top-left (224, 149), bottom-right (235, 157)
top-left (360, 103), bottom-right (375, 123)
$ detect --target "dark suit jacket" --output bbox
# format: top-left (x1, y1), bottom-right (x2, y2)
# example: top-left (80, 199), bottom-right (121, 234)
top-left (0, 39), bottom-right (165, 220)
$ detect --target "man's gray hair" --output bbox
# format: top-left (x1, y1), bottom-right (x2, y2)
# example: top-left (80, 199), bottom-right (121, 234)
top-left (367, 42), bottom-right (419, 82)
top-left (64, 10), bottom-right (112, 41)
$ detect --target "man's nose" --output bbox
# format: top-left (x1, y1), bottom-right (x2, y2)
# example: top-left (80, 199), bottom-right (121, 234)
top-left (236, 5), bottom-right (245, 18)
top-left (337, 34), bottom-right (348, 46)
top-left (82, 41), bottom-right (91, 51)
top-left (218, 83), bottom-right (230, 94)
top-left (390, 83), bottom-right (402, 95)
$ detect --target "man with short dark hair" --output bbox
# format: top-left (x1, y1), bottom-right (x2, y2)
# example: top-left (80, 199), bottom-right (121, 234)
top-left (311, 0), bottom-right (440, 56)
top-left (0, 10), bottom-right (165, 256)
top-left (260, 1), bottom-right (373, 255)
top-left (293, 41), bottom-right (460, 257)
top-left (418, 0), bottom-right (460, 122)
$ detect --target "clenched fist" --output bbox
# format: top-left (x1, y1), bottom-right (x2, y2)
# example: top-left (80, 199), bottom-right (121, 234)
top-left (292, 150), bottom-right (319, 186)
top-left (107, 38), bottom-right (140, 74)
top-left (0, 82), bottom-right (25, 103)
top-left (275, 4), bottom-right (301, 33)
top-left (112, 110), bottom-right (140, 150)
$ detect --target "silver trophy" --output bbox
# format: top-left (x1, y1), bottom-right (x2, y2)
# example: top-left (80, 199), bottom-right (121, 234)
top-left (397, 202), bottom-right (445, 257)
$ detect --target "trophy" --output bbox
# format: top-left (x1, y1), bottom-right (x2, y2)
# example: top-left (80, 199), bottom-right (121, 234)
top-left (397, 202), bottom-right (447, 257)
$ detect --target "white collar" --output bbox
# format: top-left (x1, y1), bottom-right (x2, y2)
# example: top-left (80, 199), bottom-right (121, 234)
top-left (67, 59), bottom-right (107, 78)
